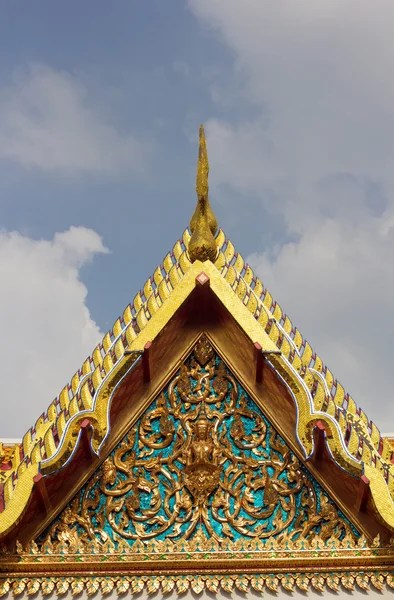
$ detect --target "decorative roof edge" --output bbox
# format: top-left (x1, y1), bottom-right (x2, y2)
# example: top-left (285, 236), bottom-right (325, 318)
top-left (0, 571), bottom-right (393, 595)
top-left (1, 230), bottom-right (394, 536)
top-left (1, 531), bottom-right (393, 595)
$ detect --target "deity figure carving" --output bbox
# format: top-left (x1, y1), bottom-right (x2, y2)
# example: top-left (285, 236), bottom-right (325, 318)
top-left (183, 414), bottom-right (222, 505)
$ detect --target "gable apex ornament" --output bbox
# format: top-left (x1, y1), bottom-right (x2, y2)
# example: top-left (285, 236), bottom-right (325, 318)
top-left (188, 125), bottom-right (218, 262)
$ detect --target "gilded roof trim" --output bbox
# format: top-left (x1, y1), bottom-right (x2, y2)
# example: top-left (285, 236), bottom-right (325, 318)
top-left (1, 533), bottom-right (394, 594)
top-left (1, 229), bottom-right (394, 534)
top-left (1, 571), bottom-right (393, 595)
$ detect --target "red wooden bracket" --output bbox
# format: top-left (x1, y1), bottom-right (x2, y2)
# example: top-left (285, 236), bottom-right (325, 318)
top-left (254, 342), bottom-right (264, 383)
top-left (313, 421), bottom-right (326, 461)
top-left (355, 474), bottom-right (370, 512)
top-left (33, 473), bottom-right (51, 513)
top-left (143, 341), bottom-right (152, 382)
top-left (196, 272), bottom-right (210, 287)
top-left (79, 418), bottom-right (93, 460)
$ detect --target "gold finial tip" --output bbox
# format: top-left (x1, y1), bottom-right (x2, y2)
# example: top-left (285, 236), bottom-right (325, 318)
top-left (196, 124), bottom-right (209, 200)
top-left (188, 125), bottom-right (218, 262)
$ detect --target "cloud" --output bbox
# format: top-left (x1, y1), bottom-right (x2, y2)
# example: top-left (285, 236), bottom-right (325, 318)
top-left (0, 226), bottom-right (108, 437)
top-left (0, 64), bottom-right (152, 174)
top-left (189, 0), bottom-right (394, 430)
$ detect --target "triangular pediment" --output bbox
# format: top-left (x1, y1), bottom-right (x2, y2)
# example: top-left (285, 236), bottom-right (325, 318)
top-left (3, 256), bottom-right (394, 544)
top-left (35, 335), bottom-right (360, 555)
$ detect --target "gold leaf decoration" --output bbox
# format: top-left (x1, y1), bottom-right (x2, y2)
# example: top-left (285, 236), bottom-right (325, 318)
top-left (311, 575), bottom-right (325, 592)
top-left (220, 577), bottom-right (235, 593)
top-left (41, 579), bottom-right (55, 596)
top-left (130, 579), bottom-right (144, 594)
top-left (86, 579), bottom-right (100, 596)
top-left (251, 576), bottom-right (265, 592)
top-left (55, 579), bottom-right (69, 596)
top-left (387, 574), bottom-right (394, 589)
top-left (176, 578), bottom-right (190, 593)
top-left (326, 573), bottom-right (340, 592)
top-left (370, 573), bottom-right (385, 591)
top-left (281, 576), bottom-right (295, 592)
top-left (341, 574), bottom-right (355, 591)
top-left (100, 579), bottom-right (115, 595)
top-left (296, 575), bottom-right (310, 592)
top-left (146, 578), bottom-right (161, 594)
top-left (12, 580), bottom-right (26, 596)
top-left (205, 577), bottom-right (219, 593)
top-left (235, 576), bottom-right (249, 592)
top-left (266, 576), bottom-right (279, 592)
top-left (26, 579), bottom-right (40, 596)
top-left (190, 577), bottom-right (204, 594)
top-left (71, 579), bottom-right (84, 596)
top-left (116, 579), bottom-right (130, 594)
top-left (1, 573), bottom-right (394, 596)
top-left (161, 578), bottom-right (175, 593)
top-left (356, 574), bottom-right (369, 590)
top-left (0, 580), bottom-right (10, 598)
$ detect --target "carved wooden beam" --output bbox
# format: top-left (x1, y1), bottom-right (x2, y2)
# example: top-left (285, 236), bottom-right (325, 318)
top-left (254, 343), bottom-right (281, 383)
top-left (79, 418), bottom-right (93, 460)
top-left (313, 420), bottom-right (326, 461)
top-left (254, 342), bottom-right (264, 383)
top-left (143, 341), bottom-right (152, 382)
top-left (33, 473), bottom-right (51, 513)
top-left (355, 474), bottom-right (370, 512)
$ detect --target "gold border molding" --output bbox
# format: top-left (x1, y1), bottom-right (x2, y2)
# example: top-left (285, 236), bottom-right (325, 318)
top-left (0, 571), bottom-right (393, 595)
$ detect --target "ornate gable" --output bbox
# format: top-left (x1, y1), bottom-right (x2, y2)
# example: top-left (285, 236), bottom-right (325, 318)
top-left (38, 336), bottom-right (359, 553)
top-left (6, 337), bottom-right (394, 595)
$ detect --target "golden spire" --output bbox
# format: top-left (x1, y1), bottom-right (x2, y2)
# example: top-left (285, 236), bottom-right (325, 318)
top-left (188, 125), bottom-right (218, 262)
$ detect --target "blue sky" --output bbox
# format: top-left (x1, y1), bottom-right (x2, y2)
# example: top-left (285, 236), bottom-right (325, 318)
top-left (2, 1), bottom-right (394, 435)
top-left (0, 1), bottom-right (279, 329)
top-left (0, 2), bottom-right (228, 324)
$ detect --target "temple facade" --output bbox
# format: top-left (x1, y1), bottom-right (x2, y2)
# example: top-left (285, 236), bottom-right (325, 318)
top-left (1, 127), bottom-right (394, 597)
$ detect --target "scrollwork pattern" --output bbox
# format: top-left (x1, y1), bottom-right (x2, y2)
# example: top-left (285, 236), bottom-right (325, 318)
top-left (40, 336), bottom-right (358, 550)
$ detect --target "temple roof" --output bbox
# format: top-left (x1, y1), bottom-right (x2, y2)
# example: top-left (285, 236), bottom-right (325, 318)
top-left (1, 127), bottom-right (394, 542)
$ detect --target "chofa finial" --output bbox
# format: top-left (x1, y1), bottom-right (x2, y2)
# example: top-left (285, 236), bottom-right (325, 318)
top-left (196, 124), bottom-right (209, 201)
top-left (188, 125), bottom-right (218, 263)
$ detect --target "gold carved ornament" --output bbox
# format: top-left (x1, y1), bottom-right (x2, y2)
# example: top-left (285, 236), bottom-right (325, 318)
top-left (1, 572), bottom-right (393, 596)
top-left (188, 125), bottom-right (218, 262)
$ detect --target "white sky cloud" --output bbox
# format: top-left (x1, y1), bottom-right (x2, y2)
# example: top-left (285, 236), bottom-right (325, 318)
top-left (0, 64), bottom-right (152, 175)
top-left (0, 226), bottom-right (108, 437)
top-left (190, 0), bottom-right (394, 429)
